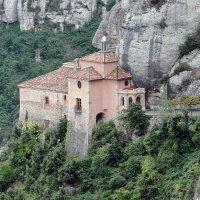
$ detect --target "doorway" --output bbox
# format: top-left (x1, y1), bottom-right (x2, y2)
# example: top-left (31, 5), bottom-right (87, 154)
top-left (96, 112), bottom-right (104, 124)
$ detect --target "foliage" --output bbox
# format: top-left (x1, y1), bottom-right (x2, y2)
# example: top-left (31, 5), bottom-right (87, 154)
top-left (173, 63), bottom-right (191, 75)
top-left (169, 96), bottom-right (200, 114)
top-left (0, 113), bottom-right (200, 199)
top-left (158, 19), bottom-right (168, 29)
top-left (160, 75), bottom-right (170, 84)
top-left (0, 163), bottom-right (17, 191)
top-left (106, 0), bottom-right (116, 11)
top-left (179, 35), bottom-right (200, 57)
top-left (46, 0), bottom-right (62, 12)
top-left (121, 103), bottom-right (149, 136)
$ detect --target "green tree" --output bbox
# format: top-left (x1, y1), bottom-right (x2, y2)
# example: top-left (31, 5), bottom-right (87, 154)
top-left (121, 103), bottom-right (149, 136)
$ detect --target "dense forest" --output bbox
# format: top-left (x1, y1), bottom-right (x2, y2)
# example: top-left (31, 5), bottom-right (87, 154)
top-left (0, 18), bottom-right (100, 145)
top-left (0, 104), bottom-right (200, 199)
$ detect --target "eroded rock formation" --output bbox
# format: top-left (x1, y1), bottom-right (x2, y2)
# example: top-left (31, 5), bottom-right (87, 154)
top-left (0, 0), bottom-right (108, 31)
top-left (169, 49), bottom-right (200, 97)
top-left (93, 0), bottom-right (200, 89)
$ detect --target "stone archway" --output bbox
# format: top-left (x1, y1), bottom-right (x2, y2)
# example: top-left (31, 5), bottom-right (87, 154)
top-left (96, 112), bottom-right (104, 124)
top-left (136, 96), bottom-right (141, 105)
top-left (129, 97), bottom-right (133, 105)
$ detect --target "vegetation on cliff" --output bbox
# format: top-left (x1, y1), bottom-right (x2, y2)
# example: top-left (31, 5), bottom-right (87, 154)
top-left (0, 104), bottom-right (200, 200)
top-left (0, 18), bottom-right (100, 145)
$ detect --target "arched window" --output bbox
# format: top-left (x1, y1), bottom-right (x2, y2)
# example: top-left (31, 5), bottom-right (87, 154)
top-left (77, 81), bottom-right (82, 88)
top-left (125, 80), bottom-right (129, 86)
top-left (120, 97), bottom-right (125, 106)
top-left (96, 113), bottom-right (104, 124)
top-left (129, 97), bottom-right (133, 105)
top-left (136, 96), bottom-right (141, 105)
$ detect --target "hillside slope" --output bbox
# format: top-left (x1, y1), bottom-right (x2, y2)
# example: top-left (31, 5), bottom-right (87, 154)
top-left (0, 105), bottom-right (200, 199)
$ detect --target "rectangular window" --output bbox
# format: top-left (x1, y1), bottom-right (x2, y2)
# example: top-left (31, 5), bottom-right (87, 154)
top-left (45, 97), bottom-right (49, 104)
top-left (76, 98), bottom-right (82, 112)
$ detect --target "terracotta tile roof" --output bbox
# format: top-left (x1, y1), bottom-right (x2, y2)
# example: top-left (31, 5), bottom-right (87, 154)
top-left (80, 51), bottom-right (118, 63)
top-left (105, 67), bottom-right (132, 80)
top-left (18, 66), bottom-right (74, 93)
top-left (69, 67), bottom-right (102, 80)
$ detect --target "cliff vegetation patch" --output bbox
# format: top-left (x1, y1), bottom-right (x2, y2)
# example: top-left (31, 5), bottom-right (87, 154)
top-left (179, 29), bottom-right (200, 57)
top-left (0, 105), bottom-right (200, 199)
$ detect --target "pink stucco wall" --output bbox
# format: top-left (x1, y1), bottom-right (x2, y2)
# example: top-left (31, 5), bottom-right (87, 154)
top-left (80, 60), bottom-right (117, 77)
top-left (89, 78), bottom-right (133, 129)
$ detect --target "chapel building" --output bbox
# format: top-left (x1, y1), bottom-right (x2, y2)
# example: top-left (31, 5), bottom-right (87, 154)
top-left (18, 36), bottom-right (145, 155)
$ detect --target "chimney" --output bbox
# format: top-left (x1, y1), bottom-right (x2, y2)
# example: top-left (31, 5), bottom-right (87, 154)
top-left (101, 35), bottom-right (108, 52)
top-left (74, 58), bottom-right (80, 69)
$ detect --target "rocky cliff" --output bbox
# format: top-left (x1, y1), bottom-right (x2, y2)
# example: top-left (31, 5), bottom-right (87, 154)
top-left (169, 49), bottom-right (200, 97)
top-left (0, 0), bottom-right (109, 31)
top-left (93, 0), bottom-right (200, 90)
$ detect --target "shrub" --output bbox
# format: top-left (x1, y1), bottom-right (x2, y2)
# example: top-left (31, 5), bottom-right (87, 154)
top-left (179, 36), bottom-right (200, 57)
top-left (121, 103), bottom-right (149, 136)
top-left (0, 164), bottom-right (17, 191)
top-left (46, 0), bottom-right (62, 12)
top-left (160, 75), bottom-right (170, 84)
top-left (158, 19), bottom-right (168, 29)
top-left (106, 0), bottom-right (116, 11)
top-left (178, 78), bottom-right (192, 91)
top-left (173, 63), bottom-right (191, 75)
top-left (109, 174), bottom-right (126, 189)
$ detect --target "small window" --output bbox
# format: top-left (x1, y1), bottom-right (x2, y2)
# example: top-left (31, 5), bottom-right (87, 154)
top-left (125, 80), bottom-right (129, 86)
top-left (120, 97), bottom-right (125, 106)
top-left (76, 98), bottom-right (82, 111)
top-left (129, 97), bottom-right (133, 105)
top-left (64, 114), bottom-right (67, 119)
top-left (45, 97), bottom-right (49, 104)
top-left (64, 95), bottom-right (67, 101)
top-left (77, 81), bottom-right (82, 88)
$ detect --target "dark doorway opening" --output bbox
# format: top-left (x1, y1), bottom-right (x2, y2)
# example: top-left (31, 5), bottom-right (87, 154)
top-left (96, 112), bottom-right (104, 124)
top-left (136, 96), bottom-right (141, 104)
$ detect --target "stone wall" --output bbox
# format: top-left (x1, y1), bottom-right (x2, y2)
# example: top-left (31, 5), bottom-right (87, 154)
top-left (19, 88), bottom-right (68, 127)
top-left (66, 79), bottom-right (90, 156)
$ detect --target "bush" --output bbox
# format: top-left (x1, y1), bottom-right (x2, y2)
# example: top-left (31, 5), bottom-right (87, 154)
top-left (0, 164), bottom-right (17, 191)
top-left (173, 63), bottom-right (191, 75)
top-left (109, 174), bottom-right (126, 189)
top-left (180, 36), bottom-right (200, 57)
top-left (106, 0), bottom-right (116, 11)
top-left (46, 0), bottom-right (62, 12)
top-left (121, 103), bottom-right (149, 136)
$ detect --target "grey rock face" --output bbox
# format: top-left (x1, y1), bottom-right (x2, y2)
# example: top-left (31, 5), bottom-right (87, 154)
top-left (3, 0), bottom-right (18, 23)
top-left (0, 0), bottom-right (106, 31)
top-left (169, 49), bottom-right (200, 97)
top-left (93, 0), bottom-right (200, 88)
